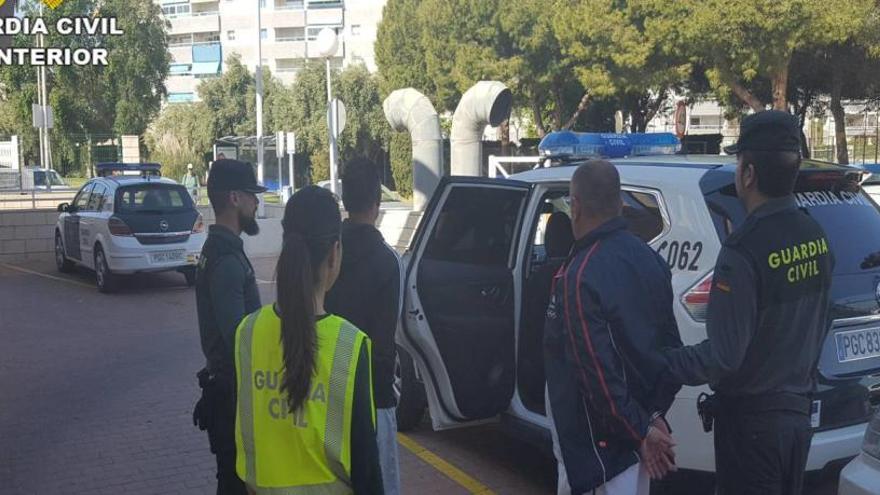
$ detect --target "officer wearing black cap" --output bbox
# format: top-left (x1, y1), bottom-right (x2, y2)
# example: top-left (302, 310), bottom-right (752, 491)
top-left (192, 159), bottom-right (266, 495)
top-left (662, 110), bottom-right (835, 494)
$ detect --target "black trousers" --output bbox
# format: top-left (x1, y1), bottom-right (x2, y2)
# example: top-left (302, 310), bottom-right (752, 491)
top-left (206, 387), bottom-right (248, 495)
top-left (714, 408), bottom-right (812, 495)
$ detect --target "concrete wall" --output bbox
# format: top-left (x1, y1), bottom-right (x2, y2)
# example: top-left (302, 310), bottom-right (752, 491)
top-left (0, 209), bottom-right (58, 263)
top-left (0, 205), bottom-right (423, 263)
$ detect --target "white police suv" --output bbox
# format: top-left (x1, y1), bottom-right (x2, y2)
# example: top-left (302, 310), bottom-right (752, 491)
top-left (54, 163), bottom-right (207, 292)
top-left (395, 132), bottom-right (880, 485)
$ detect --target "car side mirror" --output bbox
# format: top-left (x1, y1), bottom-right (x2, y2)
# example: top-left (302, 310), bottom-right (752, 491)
top-left (57, 202), bottom-right (69, 212)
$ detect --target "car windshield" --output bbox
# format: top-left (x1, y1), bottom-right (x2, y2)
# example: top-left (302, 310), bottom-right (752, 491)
top-left (33, 170), bottom-right (66, 187)
top-left (115, 184), bottom-right (194, 213)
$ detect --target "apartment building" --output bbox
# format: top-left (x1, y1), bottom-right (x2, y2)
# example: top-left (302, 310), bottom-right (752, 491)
top-left (157, 0), bottom-right (387, 103)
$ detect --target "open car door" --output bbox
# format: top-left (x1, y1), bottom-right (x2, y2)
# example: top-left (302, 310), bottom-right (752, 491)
top-left (400, 177), bottom-right (532, 429)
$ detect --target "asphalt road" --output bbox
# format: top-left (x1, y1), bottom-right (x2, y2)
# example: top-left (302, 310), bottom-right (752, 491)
top-left (0, 256), bottom-right (841, 494)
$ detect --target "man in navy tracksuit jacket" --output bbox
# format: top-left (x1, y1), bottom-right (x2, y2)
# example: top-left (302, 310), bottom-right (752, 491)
top-left (544, 160), bottom-right (683, 494)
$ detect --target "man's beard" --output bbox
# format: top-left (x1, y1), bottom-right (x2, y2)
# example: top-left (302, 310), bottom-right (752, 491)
top-left (240, 210), bottom-right (260, 236)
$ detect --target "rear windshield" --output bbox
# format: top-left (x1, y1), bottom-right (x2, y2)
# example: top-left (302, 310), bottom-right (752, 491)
top-left (115, 184), bottom-right (194, 214)
top-left (706, 170), bottom-right (880, 275)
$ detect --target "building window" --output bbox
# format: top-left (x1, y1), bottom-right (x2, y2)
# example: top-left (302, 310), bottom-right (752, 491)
top-left (168, 34), bottom-right (192, 47)
top-left (276, 58), bottom-right (305, 73)
top-left (306, 25), bottom-right (343, 41)
top-left (227, 30), bottom-right (235, 41)
top-left (259, 0), bottom-right (267, 7)
top-left (161, 3), bottom-right (191, 17)
top-left (168, 92), bottom-right (195, 103)
top-left (308, 0), bottom-right (343, 9)
top-left (689, 117), bottom-right (701, 127)
top-left (260, 28), bottom-right (268, 40)
top-left (169, 63), bottom-right (192, 76)
top-left (351, 24), bottom-right (361, 36)
top-left (281, 0), bottom-right (304, 9)
top-left (276, 27), bottom-right (305, 42)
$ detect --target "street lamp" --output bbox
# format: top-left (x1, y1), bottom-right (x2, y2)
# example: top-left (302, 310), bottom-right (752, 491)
top-left (255, 0), bottom-right (265, 216)
top-left (315, 27), bottom-right (339, 196)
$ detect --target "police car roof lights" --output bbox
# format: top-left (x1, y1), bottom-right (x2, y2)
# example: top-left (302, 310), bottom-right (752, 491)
top-left (96, 162), bottom-right (162, 178)
top-left (538, 131), bottom-right (681, 160)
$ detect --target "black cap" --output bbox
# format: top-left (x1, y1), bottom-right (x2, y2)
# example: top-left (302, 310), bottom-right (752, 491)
top-left (723, 110), bottom-right (802, 155)
top-left (207, 159), bottom-right (267, 194)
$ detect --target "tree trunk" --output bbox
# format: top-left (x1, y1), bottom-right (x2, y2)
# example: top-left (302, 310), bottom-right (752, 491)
top-left (830, 72), bottom-right (849, 164)
top-left (772, 62), bottom-right (790, 111)
top-left (645, 91), bottom-right (668, 127)
top-left (551, 86), bottom-right (565, 130)
top-left (499, 119), bottom-right (511, 155)
top-left (530, 96), bottom-right (546, 138)
top-left (794, 89), bottom-right (812, 158)
top-left (562, 92), bottom-right (591, 130)
top-left (723, 72), bottom-right (766, 112)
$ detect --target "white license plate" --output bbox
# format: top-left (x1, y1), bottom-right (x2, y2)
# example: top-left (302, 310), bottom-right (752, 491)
top-left (151, 250), bottom-right (186, 264)
top-left (835, 327), bottom-right (880, 363)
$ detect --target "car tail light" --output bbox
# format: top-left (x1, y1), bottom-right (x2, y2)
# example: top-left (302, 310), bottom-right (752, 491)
top-left (108, 216), bottom-right (133, 236)
top-left (682, 271), bottom-right (713, 322)
top-left (192, 214), bottom-right (205, 234)
top-left (864, 413), bottom-right (880, 459)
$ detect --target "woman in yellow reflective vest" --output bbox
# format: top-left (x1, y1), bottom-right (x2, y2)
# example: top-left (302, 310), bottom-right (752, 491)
top-left (234, 185), bottom-right (384, 494)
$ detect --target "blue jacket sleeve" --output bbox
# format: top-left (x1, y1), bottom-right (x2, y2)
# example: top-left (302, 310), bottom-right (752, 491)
top-left (563, 274), bottom-right (652, 445)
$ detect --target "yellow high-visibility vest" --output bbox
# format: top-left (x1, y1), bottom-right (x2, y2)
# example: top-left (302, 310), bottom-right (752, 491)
top-left (234, 305), bottom-right (373, 494)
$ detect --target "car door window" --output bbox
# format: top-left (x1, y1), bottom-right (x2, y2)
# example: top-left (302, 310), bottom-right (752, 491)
top-left (622, 190), bottom-right (666, 243)
top-left (423, 187), bottom-right (525, 266)
top-left (74, 183), bottom-right (94, 211)
top-left (87, 184), bottom-right (105, 212)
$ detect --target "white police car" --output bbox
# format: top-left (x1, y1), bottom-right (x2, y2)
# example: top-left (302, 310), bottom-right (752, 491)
top-left (395, 132), bottom-right (880, 485)
top-left (54, 163), bottom-right (207, 292)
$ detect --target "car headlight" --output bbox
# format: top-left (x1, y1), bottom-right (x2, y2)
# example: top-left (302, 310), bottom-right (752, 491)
top-left (864, 412), bottom-right (880, 459)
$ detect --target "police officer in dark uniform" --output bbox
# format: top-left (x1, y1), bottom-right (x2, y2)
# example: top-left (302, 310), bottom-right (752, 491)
top-left (192, 159), bottom-right (265, 495)
top-left (663, 110), bottom-right (835, 495)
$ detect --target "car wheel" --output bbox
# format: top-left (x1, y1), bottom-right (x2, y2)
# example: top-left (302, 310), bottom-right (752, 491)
top-left (55, 232), bottom-right (74, 273)
top-left (395, 345), bottom-right (427, 431)
top-left (94, 246), bottom-right (117, 293)
top-left (182, 266), bottom-right (197, 287)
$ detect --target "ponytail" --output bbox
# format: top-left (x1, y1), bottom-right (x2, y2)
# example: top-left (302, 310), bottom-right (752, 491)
top-left (276, 232), bottom-right (318, 412)
top-left (276, 186), bottom-right (342, 413)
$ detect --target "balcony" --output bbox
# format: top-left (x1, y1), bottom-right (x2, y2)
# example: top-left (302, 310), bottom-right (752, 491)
top-left (262, 41), bottom-right (307, 60)
top-left (167, 12), bottom-right (220, 35)
top-left (306, 7), bottom-right (343, 25)
top-left (169, 45), bottom-right (193, 63)
top-left (263, 9), bottom-right (306, 29)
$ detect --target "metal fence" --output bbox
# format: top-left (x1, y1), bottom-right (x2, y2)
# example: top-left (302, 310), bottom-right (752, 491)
top-left (0, 189), bottom-right (76, 210)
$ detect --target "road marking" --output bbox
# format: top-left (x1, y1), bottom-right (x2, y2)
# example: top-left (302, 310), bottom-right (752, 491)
top-left (0, 263), bottom-right (94, 289)
top-left (397, 433), bottom-right (497, 495)
top-left (257, 279), bottom-right (275, 285)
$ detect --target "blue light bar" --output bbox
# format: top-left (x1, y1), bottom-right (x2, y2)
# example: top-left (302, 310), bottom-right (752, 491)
top-left (538, 132), bottom-right (681, 159)
top-left (96, 162), bottom-right (162, 177)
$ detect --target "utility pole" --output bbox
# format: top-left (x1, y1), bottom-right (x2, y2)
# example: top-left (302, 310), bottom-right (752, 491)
top-left (255, 0), bottom-right (265, 216)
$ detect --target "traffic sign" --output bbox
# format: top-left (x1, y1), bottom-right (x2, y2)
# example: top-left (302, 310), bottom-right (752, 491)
top-left (327, 98), bottom-right (347, 138)
top-left (276, 131), bottom-right (285, 158)
top-left (674, 101), bottom-right (688, 139)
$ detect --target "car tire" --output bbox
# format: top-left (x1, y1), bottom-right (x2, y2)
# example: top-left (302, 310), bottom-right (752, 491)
top-left (182, 266), bottom-right (197, 287)
top-left (94, 246), bottom-right (117, 293)
top-left (395, 345), bottom-right (427, 432)
top-left (55, 232), bottom-right (74, 273)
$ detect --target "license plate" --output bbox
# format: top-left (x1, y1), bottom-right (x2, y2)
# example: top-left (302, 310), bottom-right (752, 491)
top-left (151, 250), bottom-right (185, 264)
top-left (835, 327), bottom-right (880, 363)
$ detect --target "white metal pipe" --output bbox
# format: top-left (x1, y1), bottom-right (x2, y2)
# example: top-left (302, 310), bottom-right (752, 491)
top-left (327, 59), bottom-right (339, 196)
top-left (255, 1), bottom-right (264, 185)
top-left (383, 88), bottom-right (443, 211)
top-left (450, 81), bottom-right (512, 177)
